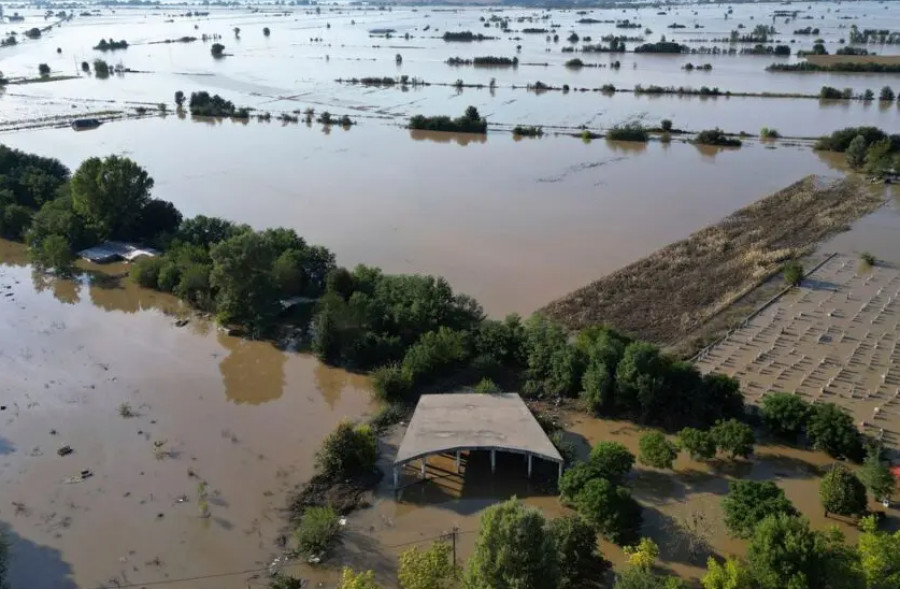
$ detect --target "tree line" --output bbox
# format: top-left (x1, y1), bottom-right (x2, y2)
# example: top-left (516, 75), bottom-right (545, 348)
top-left (815, 126), bottom-right (900, 176)
top-left (408, 106), bottom-right (487, 134)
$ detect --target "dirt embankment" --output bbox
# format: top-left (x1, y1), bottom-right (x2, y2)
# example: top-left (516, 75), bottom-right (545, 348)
top-left (540, 175), bottom-right (884, 349)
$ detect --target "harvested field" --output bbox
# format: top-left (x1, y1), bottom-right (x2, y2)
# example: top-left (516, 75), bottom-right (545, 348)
top-left (540, 175), bottom-right (884, 347)
top-left (695, 254), bottom-right (900, 452)
top-left (806, 54), bottom-right (900, 67)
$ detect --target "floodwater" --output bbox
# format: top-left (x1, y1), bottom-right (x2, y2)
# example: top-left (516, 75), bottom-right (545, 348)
top-left (0, 240), bottom-right (374, 589)
top-left (0, 118), bottom-right (844, 316)
top-left (2, 1), bottom-right (900, 587)
top-left (0, 1), bottom-right (899, 136)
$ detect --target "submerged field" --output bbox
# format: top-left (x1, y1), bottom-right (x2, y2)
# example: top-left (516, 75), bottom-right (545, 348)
top-left (2, 0), bottom-right (900, 587)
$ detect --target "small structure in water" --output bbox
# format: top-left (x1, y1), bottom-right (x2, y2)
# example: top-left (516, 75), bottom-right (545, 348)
top-left (78, 241), bottom-right (158, 264)
top-left (393, 393), bottom-right (563, 488)
top-left (71, 118), bottom-right (103, 131)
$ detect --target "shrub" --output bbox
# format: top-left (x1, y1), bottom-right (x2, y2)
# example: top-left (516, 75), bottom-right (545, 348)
top-left (0, 204), bottom-right (32, 239)
top-left (722, 480), bottom-right (798, 538)
top-left (859, 448), bottom-right (895, 501)
top-left (474, 378), bottom-right (501, 394)
top-left (295, 506), bottom-right (340, 557)
top-left (678, 427), bottom-right (716, 460)
top-left (710, 419), bottom-right (754, 459)
top-left (806, 403), bottom-right (864, 461)
top-left (607, 122), bottom-right (649, 142)
top-left (38, 63), bottom-right (51, 76)
top-left (408, 106), bottom-right (487, 133)
top-left (130, 256), bottom-right (165, 288)
top-left (559, 462), bottom-right (598, 504)
top-left (263, 27), bottom-right (271, 37)
top-left (693, 128), bottom-right (742, 147)
top-left (845, 134), bottom-right (869, 168)
top-left (760, 127), bottom-right (780, 139)
top-left (660, 119), bottom-right (673, 132)
top-left (879, 86), bottom-right (895, 102)
top-left (760, 392), bottom-right (810, 437)
top-left (369, 403), bottom-right (408, 432)
top-left (211, 42), bottom-right (225, 57)
top-left (783, 260), bottom-right (803, 286)
top-left (589, 441), bottom-right (635, 484)
top-left (820, 464), bottom-right (867, 517)
top-left (565, 58), bottom-right (584, 68)
top-left (638, 432), bottom-right (678, 469)
top-left (315, 421), bottom-right (377, 479)
top-left (93, 59), bottom-right (110, 78)
top-left (512, 125), bottom-right (543, 137)
top-left (814, 126), bottom-right (889, 152)
top-left (860, 251), bottom-right (876, 267)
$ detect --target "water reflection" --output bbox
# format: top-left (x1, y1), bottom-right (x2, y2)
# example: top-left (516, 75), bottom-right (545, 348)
top-left (409, 129), bottom-right (488, 146)
top-left (606, 139), bottom-right (649, 154)
top-left (217, 331), bottom-right (287, 404)
top-left (31, 271), bottom-right (80, 306)
top-left (693, 143), bottom-right (740, 159)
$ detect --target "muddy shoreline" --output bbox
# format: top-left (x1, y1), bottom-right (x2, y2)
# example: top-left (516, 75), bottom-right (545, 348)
top-left (540, 175), bottom-right (886, 353)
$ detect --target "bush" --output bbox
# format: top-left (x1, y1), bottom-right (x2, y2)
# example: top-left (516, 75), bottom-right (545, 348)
top-left (559, 462), bottom-right (598, 504)
top-left (474, 378), bottom-right (501, 393)
top-left (760, 392), bottom-right (810, 437)
top-left (722, 480), bottom-right (798, 538)
top-left (409, 106), bottom-right (487, 133)
top-left (93, 59), bottom-right (110, 78)
top-left (638, 432), bottom-right (678, 469)
top-left (845, 134), bottom-right (869, 168)
top-left (589, 441), bottom-right (635, 485)
top-left (130, 256), bottom-right (165, 288)
top-left (295, 506), bottom-right (340, 557)
top-left (660, 119), bottom-right (673, 131)
top-left (880, 86), bottom-right (896, 102)
top-left (607, 122), bottom-right (649, 142)
top-left (512, 125), bottom-right (543, 137)
top-left (211, 42), bottom-right (225, 57)
top-left (38, 63), bottom-right (51, 76)
top-left (369, 403), bottom-right (408, 432)
top-left (859, 448), bottom-right (895, 501)
top-left (806, 403), bottom-right (864, 461)
top-left (710, 419), bottom-right (754, 459)
top-left (678, 427), bottom-right (716, 460)
top-left (575, 478), bottom-right (641, 544)
top-left (783, 260), bottom-right (803, 286)
top-left (860, 251), bottom-right (876, 267)
top-left (814, 126), bottom-right (890, 152)
top-left (565, 58), bottom-right (584, 68)
top-left (0, 203), bottom-right (32, 239)
top-left (315, 422), bottom-right (377, 479)
top-left (820, 464), bottom-right (867, 517)
top-left (760, 127), bottom-right (780, 139)
top-left (693, 128), bottom-right (742, 147)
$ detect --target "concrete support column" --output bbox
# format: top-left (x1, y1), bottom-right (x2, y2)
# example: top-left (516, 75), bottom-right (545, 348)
top-left (455, 451), bottom-right (461, 474)
top-left (421, 456), bottom-right (427, 479)
top-left (491, 449), bottom-right (496, 474)
top-left (527, 454), bottom-right (533, 478)
top-left (393, 467), bottom-right (399, 489)
top-left (558, 461), bottom-right (563, 483)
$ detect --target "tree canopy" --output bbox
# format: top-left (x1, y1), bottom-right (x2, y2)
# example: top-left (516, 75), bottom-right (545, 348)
top-left (722, 480), bottom-right (798, 538)
top-left (71, 155), bottom-right (153, 240)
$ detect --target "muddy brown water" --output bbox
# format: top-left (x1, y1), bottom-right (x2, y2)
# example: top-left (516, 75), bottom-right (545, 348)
top-left (0, 240), bottom-right (374, 588)
top-left (0, 118), bottom-right (843, 317)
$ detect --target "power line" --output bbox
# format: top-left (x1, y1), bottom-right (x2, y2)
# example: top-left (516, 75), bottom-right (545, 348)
top-left (85, 529), bottom-right (480, 588)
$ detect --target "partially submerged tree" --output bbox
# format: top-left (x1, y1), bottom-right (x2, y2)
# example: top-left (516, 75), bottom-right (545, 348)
top-left (820, 464), bottom-right (867, 517)
top-left (722, 480), bottom-right (798, 538)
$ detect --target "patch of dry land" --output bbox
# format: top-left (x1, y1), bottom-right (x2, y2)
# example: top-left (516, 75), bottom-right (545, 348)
top-left (806, 54), bottom-right (900, 66)
top-left (540, 176), bottom-right (884, 348)
top-left (696, 254), bottom-right (900, 451)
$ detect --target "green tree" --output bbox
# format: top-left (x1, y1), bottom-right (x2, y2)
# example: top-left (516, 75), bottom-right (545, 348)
top-left (463, 498), bottom-right (559, 589)
top-left (820, 464), bottom-right (867, 517)
top-left (295, 506), bottom-right (340, 556)
top-left (549, 515), bottom-right (599, 589)
top-left (209, 231), bottom-right (280, 335)
top-left (589, 441), bottom-right (635, 485)
top-left (722, 480), bottom-right (798, 538)
top-left (761, 393), bottom-right (811, 437)
top-left (211, 42), bottom-right (225, 57)
top-left (581, 360), bottom-right (613, 414)
top-left (559, 462), bottom-right (598, 504)
top-left (863, 138), bottom-right (895, 176)
top-left (845, 134), bottom-right (869, 169)
top-left (615, 566), bottom-right (686, 589)
top-left (398, 541), bottom-right (455, 589)
top-left (624, 537), bottom-right (658, 569)
top-left (806, 403), bottom-right (864, 461)
top-left (616, 341), bottom-right (667, 418)
top-left (70, 155), bottom-right (153, 240)
top-left (315, 421), bottom-right (377, 479)
top-left (523, 316), bottom-right (583, 398)
top-left (272, 248), bottom-right (307, 297)
top-left (710, 419), bottom-right (754, 459)
top-left (677, 427), bottom-right (716, 460)
top-left (879, 86), bottom-right (895, 102)
top-left (701, 557), bottom-right (753, 589)
top-left (38, 62), bottom-right (50, 75)
top-left (575, 478), bottom-right (642, 544)
top-left (0, 203), bottom-right (32, 239)
top-left (130, 256), bottom-right (164, 288)
top-left (337, 568), bottom-right (382, 589)
top-left (862, 89), bottom-right (875, 101)
top-left (638, 432), bottom-right (678, 469)
top-left (859, 449), bottom-right (895, 501)
top-left (857, 515), bottom-right (900, 589)
top-left (32, 233), bottom-right (75, 275)
top-left (747, 515), bottom-right (821, 589)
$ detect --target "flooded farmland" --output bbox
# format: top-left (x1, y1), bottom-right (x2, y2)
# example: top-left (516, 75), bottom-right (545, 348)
top-left (2, 0), bottom-right (900, 587)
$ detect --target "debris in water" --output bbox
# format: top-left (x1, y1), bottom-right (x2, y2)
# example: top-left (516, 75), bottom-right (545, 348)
top-left (57, 445), bottom-right (73, 456)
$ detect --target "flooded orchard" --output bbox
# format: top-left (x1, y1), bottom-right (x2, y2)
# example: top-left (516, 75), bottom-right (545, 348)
top-left (2, 0), bottom-right (900, 587)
